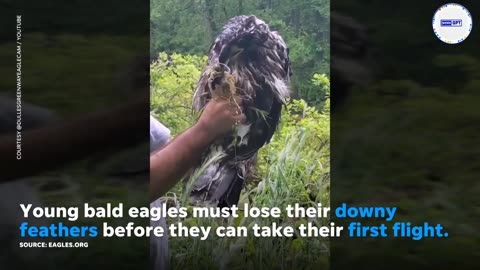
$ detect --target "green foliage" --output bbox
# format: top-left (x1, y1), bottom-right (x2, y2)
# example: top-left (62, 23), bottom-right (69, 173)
top-left (150, 53), bottom-right (207, 135)
top-left (168, 127), bottom-right (329, 270)
top-left (150, 0), bottom-right (330, 109)
top-left (329, 52), bottom-right (480, 263)
top-left (0, 33), bottom-right (145, 115)
top-left (309, 73), bottom-right (331, 110)
top-left (257, 98), bottom-right (330, 195)
top-left (151, 52), bottom-right (330, 269)
top-left (313, 74), bottom-right (331, 96)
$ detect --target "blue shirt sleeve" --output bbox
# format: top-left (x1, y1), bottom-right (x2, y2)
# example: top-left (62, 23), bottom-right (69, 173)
top-left (150, 115), bottom-right (171, 153)
top-left (150, 114), bottom-right (171, 269)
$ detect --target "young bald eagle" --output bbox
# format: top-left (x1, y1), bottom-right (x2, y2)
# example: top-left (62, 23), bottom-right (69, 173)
top-left (190, 15), bottom-right (291, 207)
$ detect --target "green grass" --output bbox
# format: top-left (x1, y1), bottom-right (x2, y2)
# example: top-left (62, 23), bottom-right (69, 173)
top-left (165, 128), bottom-right (330, 270)
top-left (15, 46), bottom-right (330, 269)
top-left (150, 55), bottom-right (331, 269)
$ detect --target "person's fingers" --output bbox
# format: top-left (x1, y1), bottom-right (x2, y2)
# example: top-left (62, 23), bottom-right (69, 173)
top-left (226, 105), bottom-right (237, 114)
top-left (226, 102), bottom-right (241, 113)
top-left (236, 107), bottom-right (242, 115)
top-left (236, 114), bottom-right (247, 124)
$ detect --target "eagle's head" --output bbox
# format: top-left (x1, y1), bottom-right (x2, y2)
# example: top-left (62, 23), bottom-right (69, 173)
top-left (194, 15), bottom-right (291, 111)
top-left (190, 16), bottom-right (292, 207)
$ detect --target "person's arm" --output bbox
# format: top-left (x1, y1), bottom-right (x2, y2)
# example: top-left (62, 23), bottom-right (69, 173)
top-left (150, 98), bottom-right (245, 201)
top-left (0, 95), bottom-right (149, 182)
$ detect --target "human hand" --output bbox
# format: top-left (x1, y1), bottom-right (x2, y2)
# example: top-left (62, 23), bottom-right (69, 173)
top-left (196, 97), bottom-right (246, 140)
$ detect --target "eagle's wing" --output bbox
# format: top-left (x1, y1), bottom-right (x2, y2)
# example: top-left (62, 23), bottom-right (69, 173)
top-left (190, 15), bottom-right (291, 207)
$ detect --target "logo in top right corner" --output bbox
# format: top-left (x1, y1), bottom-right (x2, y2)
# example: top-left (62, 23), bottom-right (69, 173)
top-left (433, 3), bottom-right (472, 44)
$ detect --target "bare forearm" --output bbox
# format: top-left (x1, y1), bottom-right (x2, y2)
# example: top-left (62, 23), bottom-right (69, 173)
top-left (149, 97), bottom-right (245, 201)
top-left (0, 97), bottom-right (148, 181)
top-left (149, 122), bottom-right (212, 201)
